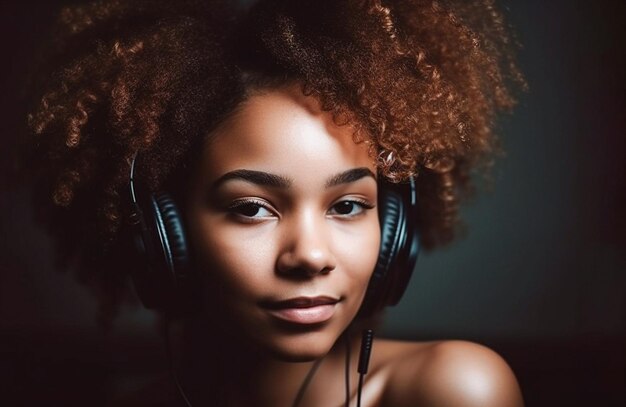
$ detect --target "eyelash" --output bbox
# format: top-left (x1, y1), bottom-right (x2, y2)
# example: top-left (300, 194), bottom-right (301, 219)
top-left (328, 198), bottom-right (375, 218)
top-left (226, 198), bottom-right (375, 222)
top-left (227, 199), bottom-right (277, 222)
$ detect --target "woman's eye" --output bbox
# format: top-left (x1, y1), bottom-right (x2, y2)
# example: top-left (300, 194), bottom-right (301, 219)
top-left (228, 200), bottom-right (275, 219)
top-left (328, 200), bottom-right (374, 217)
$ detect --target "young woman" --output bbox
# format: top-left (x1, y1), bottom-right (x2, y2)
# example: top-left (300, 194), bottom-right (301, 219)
top-left (24, 0), bottom-right (525, 405)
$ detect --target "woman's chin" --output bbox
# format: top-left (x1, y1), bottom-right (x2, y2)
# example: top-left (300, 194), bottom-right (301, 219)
top-left (267, 346), bottom-right (331, 363)
top-left (262, 331), bottom-right (338, 362)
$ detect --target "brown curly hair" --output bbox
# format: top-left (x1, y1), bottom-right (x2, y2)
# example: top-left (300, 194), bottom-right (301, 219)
top-left (24, 0), bottom-right (524, 324)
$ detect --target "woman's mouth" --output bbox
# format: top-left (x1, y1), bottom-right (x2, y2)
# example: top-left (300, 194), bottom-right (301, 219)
top-left (260, 296), bottom-right (340, 325)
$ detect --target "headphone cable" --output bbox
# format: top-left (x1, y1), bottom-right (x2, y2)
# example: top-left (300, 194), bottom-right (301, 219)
top-left (356, 329), bottom-right (375, 407)
top-left (163, 319), bottom-right (335, 407)
top-left (163, 319), bottom-right (194, 407)
top-left (163, 321), bottom-right (373, 407)
top-left (344, 335), bottom-right (351, 407)
top-left (290, 357), bottom-right (323, 407)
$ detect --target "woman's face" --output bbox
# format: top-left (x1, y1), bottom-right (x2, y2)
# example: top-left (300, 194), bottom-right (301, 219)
top-left (186, 86), bottom-right (380, 361)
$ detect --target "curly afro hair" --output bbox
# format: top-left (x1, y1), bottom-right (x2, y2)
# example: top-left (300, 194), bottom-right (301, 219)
top-left (24, 0), bottom-right (524, 324)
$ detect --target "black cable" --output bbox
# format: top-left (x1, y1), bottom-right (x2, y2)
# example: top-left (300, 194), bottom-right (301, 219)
top-left (164, 320), bottom-right (363, 407)
top-left (163, 319), bottom-right (194, 407)
top-left (290, 357), bottom-right (323, 407)
top-left (344, 335), bottom-right (351, 407)
top-left (356, 329), bottom-right (375, 407)
top-left (356, 373), bottom-right (365, 407)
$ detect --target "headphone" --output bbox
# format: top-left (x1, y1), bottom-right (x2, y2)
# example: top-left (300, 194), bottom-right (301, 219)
top-left (127, 155), bottom-right (419, 317)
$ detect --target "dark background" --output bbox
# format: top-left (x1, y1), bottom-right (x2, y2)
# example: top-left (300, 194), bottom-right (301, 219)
top-left (1, 0), bottom-right (624, 405)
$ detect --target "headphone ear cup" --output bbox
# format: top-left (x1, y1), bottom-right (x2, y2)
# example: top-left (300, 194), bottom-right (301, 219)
top-left (129, 189), bottom-right (191, 312)
top-left (153, 192), bottom-right (190, 286)
top-left (359, 179), bottom-right (420, 317)
top-left (360, 185), bottom-right (403, 315)
top-left (377, 188), bottom-right (403, 276)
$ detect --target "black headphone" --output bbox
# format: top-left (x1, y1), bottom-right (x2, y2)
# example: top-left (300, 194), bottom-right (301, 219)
top-left (127, 155), bottom-right (419, 317)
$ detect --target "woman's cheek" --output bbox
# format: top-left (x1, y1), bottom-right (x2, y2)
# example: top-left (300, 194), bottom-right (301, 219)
top-left (197, 221), bottom-right (278, 293)
top-left (335, 220), bottom-right (380, 281)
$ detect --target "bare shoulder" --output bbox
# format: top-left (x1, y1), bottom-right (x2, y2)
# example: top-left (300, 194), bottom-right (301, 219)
top-left (371, 339), bottom-right (524, 407)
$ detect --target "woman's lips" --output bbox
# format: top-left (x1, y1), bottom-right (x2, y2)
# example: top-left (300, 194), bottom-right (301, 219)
top-left (261, 296), bottom-right (339, 325)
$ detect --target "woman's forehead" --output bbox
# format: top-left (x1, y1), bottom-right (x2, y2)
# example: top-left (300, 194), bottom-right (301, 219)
top-left (199, 86), bottom-right (375, 183)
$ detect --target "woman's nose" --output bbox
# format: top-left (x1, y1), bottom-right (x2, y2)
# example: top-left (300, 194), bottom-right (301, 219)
top-left (275, 210), bottom-right (337, 278)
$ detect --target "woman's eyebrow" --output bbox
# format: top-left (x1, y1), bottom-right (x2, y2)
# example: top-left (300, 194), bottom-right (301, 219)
top-left (211, 169), bottom-right (292, 189)
top-left (325, 168), bottom-right (376, 188)
top-left (211, 167), bottom-right (376, 190)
